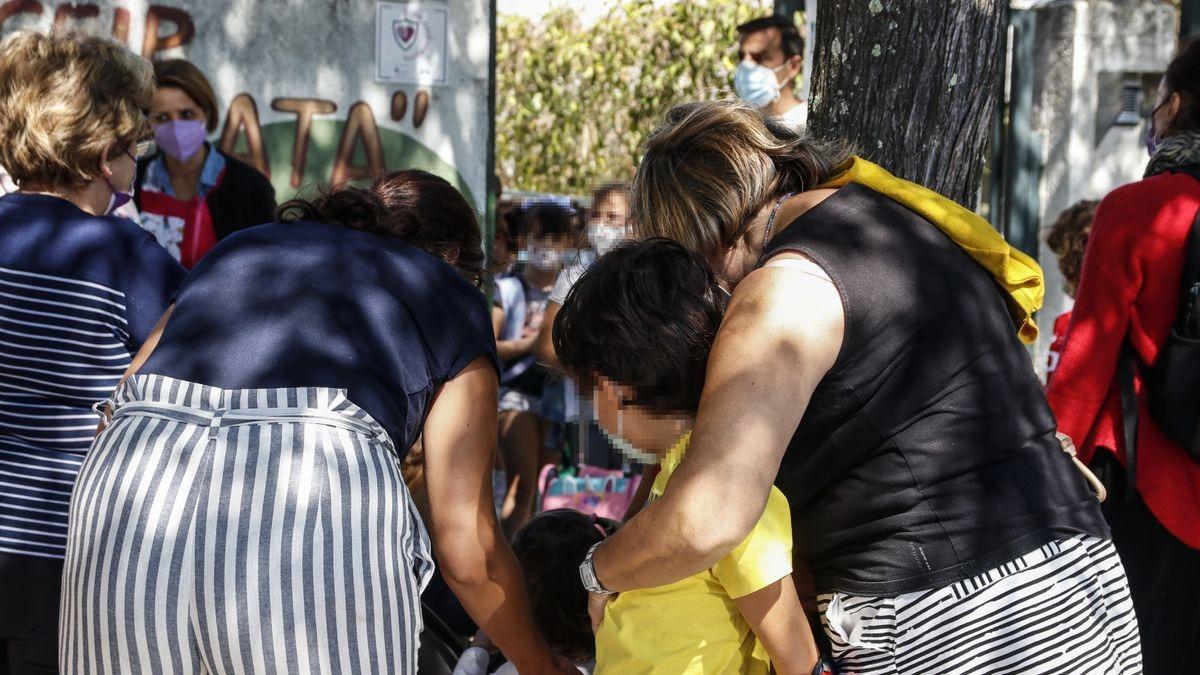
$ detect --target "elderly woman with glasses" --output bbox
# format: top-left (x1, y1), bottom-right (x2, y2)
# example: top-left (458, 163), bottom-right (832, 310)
top-left (0, 31), bottom-right (184, 674)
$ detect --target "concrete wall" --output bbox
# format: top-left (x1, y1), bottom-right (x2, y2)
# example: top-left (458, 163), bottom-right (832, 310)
top-left (0, 0), bottom-right (493, 209)
top-left (1029, 0), bottom-right (1176, 373)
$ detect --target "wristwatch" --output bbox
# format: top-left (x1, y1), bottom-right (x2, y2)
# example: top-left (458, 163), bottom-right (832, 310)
top-left (579, 542), bottom-right (616, 596)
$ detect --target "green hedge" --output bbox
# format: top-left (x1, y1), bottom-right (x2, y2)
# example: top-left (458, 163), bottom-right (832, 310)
top-left (497, 0), bottom-right (774, 195)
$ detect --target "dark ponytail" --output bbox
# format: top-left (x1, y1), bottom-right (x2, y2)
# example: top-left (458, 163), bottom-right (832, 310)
top-left (276, 169), bottom-right (485, 285)
top-left (1164, 38), bottom-right (1200, 136)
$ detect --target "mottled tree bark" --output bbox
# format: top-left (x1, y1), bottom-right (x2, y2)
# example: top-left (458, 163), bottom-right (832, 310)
top-left (807, 0), bottom-right (1008, 206)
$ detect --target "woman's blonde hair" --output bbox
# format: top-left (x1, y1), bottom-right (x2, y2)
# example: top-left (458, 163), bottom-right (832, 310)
top-left (631, 100), bottom-right (851, 259)
top-left (0, 31), bottom-right (154, 189)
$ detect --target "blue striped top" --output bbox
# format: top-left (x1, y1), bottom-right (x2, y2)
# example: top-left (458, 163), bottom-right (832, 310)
top-left (0, 193), bottom-right (184, 559)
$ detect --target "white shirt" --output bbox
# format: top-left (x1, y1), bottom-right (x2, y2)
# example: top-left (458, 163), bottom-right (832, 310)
top-left (777, 100), bottom-right (808, 131)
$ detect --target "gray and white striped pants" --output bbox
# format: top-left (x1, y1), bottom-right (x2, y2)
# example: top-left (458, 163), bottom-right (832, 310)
top-left (60, 374), bottom-right (435, 674)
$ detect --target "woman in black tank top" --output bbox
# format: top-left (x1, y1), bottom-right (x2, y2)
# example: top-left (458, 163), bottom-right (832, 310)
top-left (582, 101), bottom-right (1141, 673)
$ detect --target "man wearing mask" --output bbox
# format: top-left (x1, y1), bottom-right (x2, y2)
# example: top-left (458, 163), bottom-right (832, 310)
top-left (734, 15), bottom-right (807, 130)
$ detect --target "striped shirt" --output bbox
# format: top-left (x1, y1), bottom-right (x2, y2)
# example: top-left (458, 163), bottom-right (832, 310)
top-left (0, 193), bottom-right (184, 559)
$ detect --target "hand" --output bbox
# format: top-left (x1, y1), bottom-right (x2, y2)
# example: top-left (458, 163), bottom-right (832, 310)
top-left (1056, 430), bottom-right (1107, 502)
top-left (471, 629), bottom-right (496, 653)
top-left (587, 591), bottom-right (613, 633)
top-left (1055, 431), bottom-right (1076, 456)
top-left (552, 654), bottom-right (579, 674)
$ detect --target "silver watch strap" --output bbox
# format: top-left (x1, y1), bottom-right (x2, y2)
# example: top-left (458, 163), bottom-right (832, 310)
top-left (580, 542), bottom-right (615, 596)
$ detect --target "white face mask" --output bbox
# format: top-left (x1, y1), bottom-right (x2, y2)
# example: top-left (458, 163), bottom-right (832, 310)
top-left (525, 244), bottom-right (568, 272)
top-left (593, 390), bottom-right (658, 464)
top-left (587, 223), bottom-right (629, 257)
top-left (734, 60), bottom-right (784, 109)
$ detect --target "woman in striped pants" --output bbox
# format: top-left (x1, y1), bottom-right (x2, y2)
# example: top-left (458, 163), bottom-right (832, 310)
top-left (60, 171), bottom-right (573, 674)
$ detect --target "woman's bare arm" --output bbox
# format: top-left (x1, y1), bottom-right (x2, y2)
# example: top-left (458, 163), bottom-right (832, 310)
top-left (493, 305), bottom-right (537, 361)
top-left (422, 356), bottom-right (565, 674)
top-left (590, 261), bottom-right (844, 590)
top-left (97, 305), bottom-right (174, 434)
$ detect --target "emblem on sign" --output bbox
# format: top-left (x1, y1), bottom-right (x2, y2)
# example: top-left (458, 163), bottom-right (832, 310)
top-left (393, 19), bottom-right (419, 50)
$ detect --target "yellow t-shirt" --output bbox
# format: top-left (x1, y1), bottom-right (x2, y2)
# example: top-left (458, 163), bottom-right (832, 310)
top-left (594, 433), bottom-right (793, 675)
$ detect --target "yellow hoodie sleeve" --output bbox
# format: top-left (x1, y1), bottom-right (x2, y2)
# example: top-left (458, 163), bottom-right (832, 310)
top-left (818, 157), bottom-right (1044, 344)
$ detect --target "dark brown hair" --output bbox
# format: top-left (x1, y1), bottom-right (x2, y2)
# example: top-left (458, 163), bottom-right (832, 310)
top-left (1164, 38), bottom-right (1200, 136)
top-left (153, 59), bottom-right (219, 133)
top-left (1046, 200), bottom-right (1099, 298)
top-left (737, 14), bottom-right (805, 60)
top-left (276, 170), bottom-right (484, 285)
top-left (554, 238), bottom-right (727, 413)
top-left (511, 510), bottom-right (617, 661)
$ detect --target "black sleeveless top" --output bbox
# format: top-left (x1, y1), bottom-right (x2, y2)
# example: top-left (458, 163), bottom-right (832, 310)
top-left (762, 184), bottom-right (1107, 596)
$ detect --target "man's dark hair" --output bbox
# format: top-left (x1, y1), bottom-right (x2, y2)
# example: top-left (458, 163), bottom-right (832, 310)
top-left (736, 14), bottom-right (804, 60)
top-left (553, 238), bottom-right (727, 414)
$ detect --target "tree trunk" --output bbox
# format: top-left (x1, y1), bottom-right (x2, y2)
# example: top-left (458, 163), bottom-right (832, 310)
top-left (807, 0), bottom-right (1008, 206)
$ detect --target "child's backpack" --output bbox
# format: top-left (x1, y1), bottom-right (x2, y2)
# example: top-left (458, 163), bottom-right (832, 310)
top-left (538, 464), bottom-right (641, 521)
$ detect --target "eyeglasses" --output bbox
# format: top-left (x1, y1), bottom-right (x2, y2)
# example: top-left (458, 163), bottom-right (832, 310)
top-left (132, 139), bottom-right (157, 161)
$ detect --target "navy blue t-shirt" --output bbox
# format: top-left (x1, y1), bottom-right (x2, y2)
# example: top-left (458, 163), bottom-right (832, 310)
top-left (142, 220), bottom-right (498, 456)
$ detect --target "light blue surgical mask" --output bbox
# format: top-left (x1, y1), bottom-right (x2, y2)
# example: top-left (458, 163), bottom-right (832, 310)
top-left (734, 60), bottom-right (785, 109)
top-left (598, 419), bottom-right (659, 465)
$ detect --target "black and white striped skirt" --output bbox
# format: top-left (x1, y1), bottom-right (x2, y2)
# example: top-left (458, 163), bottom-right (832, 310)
top-left (60, 374), bottom-right (434, 674)
top-left (819, 535), bottom-right (1142, 674)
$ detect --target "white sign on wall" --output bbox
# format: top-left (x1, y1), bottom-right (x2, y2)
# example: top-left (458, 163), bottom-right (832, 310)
top-left (376, 2), bottom-right (449, 85)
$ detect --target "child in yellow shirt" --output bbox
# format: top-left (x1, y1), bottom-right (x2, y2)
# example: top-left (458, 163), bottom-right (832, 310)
top-left (552, 238), bottom-right (822, 674)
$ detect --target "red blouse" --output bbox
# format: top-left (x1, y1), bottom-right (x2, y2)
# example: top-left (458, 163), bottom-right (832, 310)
top-left (1046, 171), bottom-right (1200, 549)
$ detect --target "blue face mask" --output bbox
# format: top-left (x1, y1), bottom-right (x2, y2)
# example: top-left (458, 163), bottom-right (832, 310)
top-left (734, 61), bottom-right (784, 109)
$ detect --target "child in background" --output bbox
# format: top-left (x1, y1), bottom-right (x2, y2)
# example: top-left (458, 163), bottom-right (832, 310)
top-left (493, 199), bottom-right (579, 537)
top-left (553, 239), bottom-right (822, 675)
top-left (1045, 200), bottom-right (1099, 381)
top-left (535, 182), bottom-right (634, 471)
top-left (453, 509), bottom-right (614, 675)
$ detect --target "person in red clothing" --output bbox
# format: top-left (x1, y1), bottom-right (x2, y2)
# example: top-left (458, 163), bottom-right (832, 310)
top-left (134, 60), bottom-right (275, 269)
top-left (1046, 40), bottom-right (1200, 673)
top-left (1044, 200), bottom-right (1098, 381)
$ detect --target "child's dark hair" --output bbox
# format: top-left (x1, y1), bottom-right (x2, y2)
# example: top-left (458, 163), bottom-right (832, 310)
top-left (522, 199), bottom-right (576, 239)
top-left (1046, 200), bottom-right (1099, 297)
top-left (553, 238), bottom-right (727, 414)
top-left (511, 510), bottom-right (617, 661)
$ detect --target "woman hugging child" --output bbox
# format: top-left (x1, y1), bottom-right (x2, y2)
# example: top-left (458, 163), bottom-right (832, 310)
top-left (552, 239), bottom-right (825, 675)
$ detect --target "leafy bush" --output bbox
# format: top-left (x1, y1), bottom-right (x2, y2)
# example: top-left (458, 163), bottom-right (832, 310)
top-left (496, 0), bottom-right (772, 194)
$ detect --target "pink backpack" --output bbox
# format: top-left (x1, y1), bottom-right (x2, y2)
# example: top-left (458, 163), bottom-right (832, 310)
top-left (538, 464), bottom-right (642, 521)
